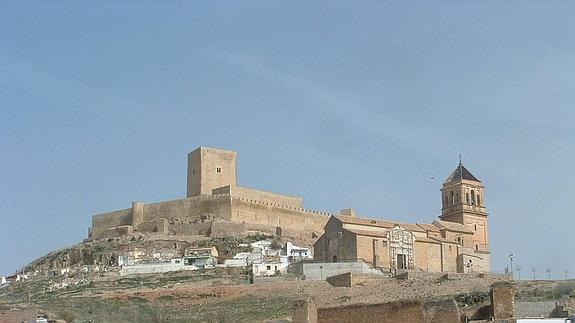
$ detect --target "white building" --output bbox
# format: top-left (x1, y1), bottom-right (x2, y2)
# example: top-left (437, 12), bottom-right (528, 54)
top-left (252, 260), bottom-right (289, 276)
top-left (283, 242), bottom-right (312, 260)
top-left (224, 251), bottom-right (263, 267)
top-left (119, 258), bottom-right (198, 276)
top-left (251, 240), bottom-right (281, 256)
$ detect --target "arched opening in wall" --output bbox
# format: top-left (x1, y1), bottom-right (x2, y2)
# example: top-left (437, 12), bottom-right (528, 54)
top-left (457, 236), bottom-right (462, 246)
top-left (456, 193), bottom-right (460, 203)
top-left (475, 245), bottom-right (479, 251)
top-left (275, 227), bottom-right (283, 237)
top-left (466, 193), bottom-right (470, 204)
top-left (477, 194), bottom-right (481, 206)
top-left (448, 245), bottom-right (452, 254)
top-left (332, 255), bottom-right (338, 262)
top-left (450, 191), bottom-right (455, 205)
top-left (471, 190), bottom-right (476, 205)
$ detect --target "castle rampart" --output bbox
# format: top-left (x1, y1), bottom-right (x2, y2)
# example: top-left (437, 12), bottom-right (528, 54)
top-left (90, 189), bottom-right (329, 239)
top-left (212, 185), bottom-right (302, 209)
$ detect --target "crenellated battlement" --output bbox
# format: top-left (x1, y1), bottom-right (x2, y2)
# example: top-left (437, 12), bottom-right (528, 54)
top-left (230, 195), bottom-right (333, 218)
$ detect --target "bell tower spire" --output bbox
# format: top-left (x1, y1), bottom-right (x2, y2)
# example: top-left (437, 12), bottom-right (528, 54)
top-left (440, 161), bottom-right (489, 253)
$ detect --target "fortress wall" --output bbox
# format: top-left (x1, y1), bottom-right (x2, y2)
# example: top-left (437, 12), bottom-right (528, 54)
top-left (169, 221), bottom-right (212, 236)
top-left (91, 208), bottom-right (132, 237)
top-left (317, 298), bottom-right (460, 323)
top-left (213, 185), bottom-right (303, 208)
top-left (230, 197), bottom-right (330, 234)
top-left (142, 194), bottom-right (232, 221)
top-left (90, 194), bottom-right (327, 239)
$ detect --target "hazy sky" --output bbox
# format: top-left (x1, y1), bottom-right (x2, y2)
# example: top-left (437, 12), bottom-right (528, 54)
top-left (1, 1), bottom-right (574, 278)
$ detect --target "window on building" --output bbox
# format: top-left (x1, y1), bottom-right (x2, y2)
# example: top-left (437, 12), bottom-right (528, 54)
top-left (450, 191), bottom-right (454, 205)
top-left (382, 241), bottom-right (388, 247)
top-left (477, 194), bottom-right (481, 206)
top-left (466, 193), bottom-right (470, 204)
top-left (216, 167), bottom-right (222, 174)
top-left (474, 224), bottom-right (477, 231)
top-left (456, 193), bottom-right (460, 203)
top-left (192, 168), bottom-right (196, 175)
top-left (475, 245), bottom-right (479, 251)
top-left (448, 245), bottom-right (452, 254)
top-left (471, 190), bottom-right (475, 205)
top-left (266, 265), bottom-right (271, 270)
top-left (444, 196), bottom-right (448, 207)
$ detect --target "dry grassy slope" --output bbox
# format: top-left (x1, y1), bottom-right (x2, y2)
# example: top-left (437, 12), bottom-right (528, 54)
top-left (2, 272), bottom-right (574, 322)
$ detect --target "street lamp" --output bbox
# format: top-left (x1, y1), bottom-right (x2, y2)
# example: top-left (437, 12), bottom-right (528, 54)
top-left (508, 254), bottom-right (515, 279)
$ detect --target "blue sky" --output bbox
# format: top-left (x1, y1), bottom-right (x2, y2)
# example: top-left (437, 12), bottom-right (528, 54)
top-left (1, 1), bottom-right (574, 278)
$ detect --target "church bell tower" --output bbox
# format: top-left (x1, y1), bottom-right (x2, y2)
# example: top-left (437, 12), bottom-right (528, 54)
top-left (440, 161), bottom-right (489, 252)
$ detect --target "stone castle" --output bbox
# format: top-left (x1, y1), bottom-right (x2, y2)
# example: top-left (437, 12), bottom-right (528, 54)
top-left (89, 146), bottom-right (490, 273)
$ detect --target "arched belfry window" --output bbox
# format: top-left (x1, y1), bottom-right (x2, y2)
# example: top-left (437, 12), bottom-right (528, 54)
top-left (477, 193), bottom-right (481, 206)
top-left (456, 193), bottom-right (460, 203)
top-left (471, 190), bottom-right (476, 205)
top-left (466, 193), bottom-right (470, 205)
top-left (450, 191), bottom-right (454, 205)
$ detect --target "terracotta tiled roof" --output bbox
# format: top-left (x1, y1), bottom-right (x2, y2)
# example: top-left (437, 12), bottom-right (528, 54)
top-left (417, 223), bottom-right (440, 232)
top-left (432, 220), bottom-right (474, 233)
top-left (336, 215), bottom-right (426, 233)
top-left (343, 228), bottom-right (387, 239)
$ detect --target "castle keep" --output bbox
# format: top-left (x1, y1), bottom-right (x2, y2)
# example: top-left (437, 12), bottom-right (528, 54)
top-left (89, 147), bottom-right (490, 273)
top-left (90, 147), bottom-right (331, 240)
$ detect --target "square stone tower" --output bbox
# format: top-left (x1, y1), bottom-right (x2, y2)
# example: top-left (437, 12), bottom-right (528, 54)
top-left (187, 146), bottom-right (237, 197)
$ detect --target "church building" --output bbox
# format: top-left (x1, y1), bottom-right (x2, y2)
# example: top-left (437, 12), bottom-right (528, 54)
top-left (313, 162), bottom-right (491, 273)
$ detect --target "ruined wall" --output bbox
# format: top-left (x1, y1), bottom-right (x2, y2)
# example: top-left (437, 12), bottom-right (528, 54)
top-left (90, 195), bottom-right (232, 239)
top-left (91, 208), bottom-right (132, 238)
top-left (491, 281), bottom-right (515, 320)
top-left (143, 195), bottom-right (232, 221)
top-left (326, 272), bottom-right (353, 287)
top-left (230, 197), bottom-right (329, 235)
top-left (213, 185), bottom-right (303, 208)
top-left (317, 298), bottom-right (461, 323)
top-left (210, 220), bottom-right (246, 238)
